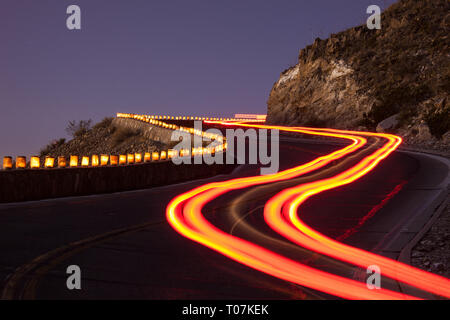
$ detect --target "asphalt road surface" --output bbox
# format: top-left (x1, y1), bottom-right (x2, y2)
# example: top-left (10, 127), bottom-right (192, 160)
top-left (0, 136), bottom-right (447, 299)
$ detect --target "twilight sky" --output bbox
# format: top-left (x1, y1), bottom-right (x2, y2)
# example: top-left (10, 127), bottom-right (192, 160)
top-left (0, 0), bottom-right (397, 158)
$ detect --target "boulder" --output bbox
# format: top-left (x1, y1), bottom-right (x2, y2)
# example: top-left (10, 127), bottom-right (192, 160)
top-left (376, 114), bottom-right (399, 133)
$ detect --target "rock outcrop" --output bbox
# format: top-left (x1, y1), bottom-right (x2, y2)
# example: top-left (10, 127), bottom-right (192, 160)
top-left (267, 0), bottom-right (449, 148)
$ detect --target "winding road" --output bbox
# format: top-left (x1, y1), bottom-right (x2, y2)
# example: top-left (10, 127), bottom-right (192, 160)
top-left (0, 121), bottom-right (449, 299)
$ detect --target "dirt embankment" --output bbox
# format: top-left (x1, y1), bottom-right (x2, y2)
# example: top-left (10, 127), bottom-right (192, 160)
top-left (40, 117), bottom-right (168, 159)
top-left (412, 196), bottom-right (450, 279)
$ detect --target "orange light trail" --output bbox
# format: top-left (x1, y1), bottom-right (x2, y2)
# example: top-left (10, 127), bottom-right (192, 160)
top-left (264, 130), bottom-right (450, 298)
top-left (166, 120), bottom-right (447, 299)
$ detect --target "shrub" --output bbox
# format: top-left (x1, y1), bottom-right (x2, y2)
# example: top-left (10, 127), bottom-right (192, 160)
top-left (66, 120), bottom-right (92, 138)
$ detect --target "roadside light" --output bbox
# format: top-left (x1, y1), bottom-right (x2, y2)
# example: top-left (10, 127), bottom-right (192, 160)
top-left (182, 149), bottom-right (190, 157)
top-left (91, 155), bottom-right (99, 167)
top-left (2, 156), bottom-right (12, 170)
top-left (127, 154), bottom-right (135, 164)
top-left (152, 152), bottom-right (159, 161)
top-left (110, 155), bottom-right (119, 166)
top-left (135, 153), bottom-right (142, 163)
top-left (168, 149), bottom-right (177, 159)
top-left (81, 156), bottom-right (89, 167)
top-left (119, 155), bottom-right (127, 165)
top-left (144, 152), bottom-right (151, 162)
top-left (58, 156), bottom-right (67, 168)
top-left (160, 151), bottom-right (167, 160)
top-left (30, 156), bottom-right (40, 169)
top-left (100, 155), bottom-right (109, 166)
top-left (16, 156), bottom-right (26, 169)
top-left (70, 156), bottom-right (78, 167)
top-left (44, 157), bottom-right (55, 168)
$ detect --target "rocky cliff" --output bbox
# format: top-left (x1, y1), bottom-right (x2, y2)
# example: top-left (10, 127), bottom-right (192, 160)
top-left (267, 0), bottom-right (449, 148)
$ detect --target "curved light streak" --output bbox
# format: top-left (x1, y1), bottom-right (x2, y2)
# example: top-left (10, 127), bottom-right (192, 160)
top-left (167, 122), bottom-right (420, 299)
top-left (264, 130), bottom-right (450, 298)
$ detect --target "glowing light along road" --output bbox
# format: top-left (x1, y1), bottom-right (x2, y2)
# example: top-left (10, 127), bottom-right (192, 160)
top-left (166, 122), bottom-right (448, 299)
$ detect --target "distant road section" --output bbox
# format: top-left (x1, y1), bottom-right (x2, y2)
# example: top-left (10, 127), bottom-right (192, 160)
top-left (234, 114), bottom-right (267, 121)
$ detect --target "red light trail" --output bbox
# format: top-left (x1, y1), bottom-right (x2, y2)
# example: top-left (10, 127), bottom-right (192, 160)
top-left (166, 121), bottom-right (450, 299)
top-left (336, 181), bottom-right (407, 242)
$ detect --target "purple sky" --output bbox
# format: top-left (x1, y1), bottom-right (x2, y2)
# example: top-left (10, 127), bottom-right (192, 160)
top-left (0, 0), bottom-right (397, 158)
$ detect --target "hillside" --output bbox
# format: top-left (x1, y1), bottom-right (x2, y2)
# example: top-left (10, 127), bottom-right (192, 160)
top-left (40, 118), bottom-right (167, 159)
top-left (267, 0), bottom-right (449, 149)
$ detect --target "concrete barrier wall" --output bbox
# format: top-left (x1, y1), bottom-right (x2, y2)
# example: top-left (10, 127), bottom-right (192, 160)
top-left (0, 161), bottom-right (236, 204)
top-left (112, 118), bottom-right (179, 145)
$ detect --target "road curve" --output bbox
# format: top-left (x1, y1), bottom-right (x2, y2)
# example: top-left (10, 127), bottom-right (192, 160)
top-left (168, 121), bottom-right (450, 300)
top-left (0, 123), bottom-right (448, 299)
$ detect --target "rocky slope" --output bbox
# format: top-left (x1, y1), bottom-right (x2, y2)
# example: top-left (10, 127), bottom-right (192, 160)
top-left (267, 0), bottom-right (449, 149)
top-left (40, 118), bottom-right (167, 159)
top-left (412, 196), bottom-right (450, 280)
